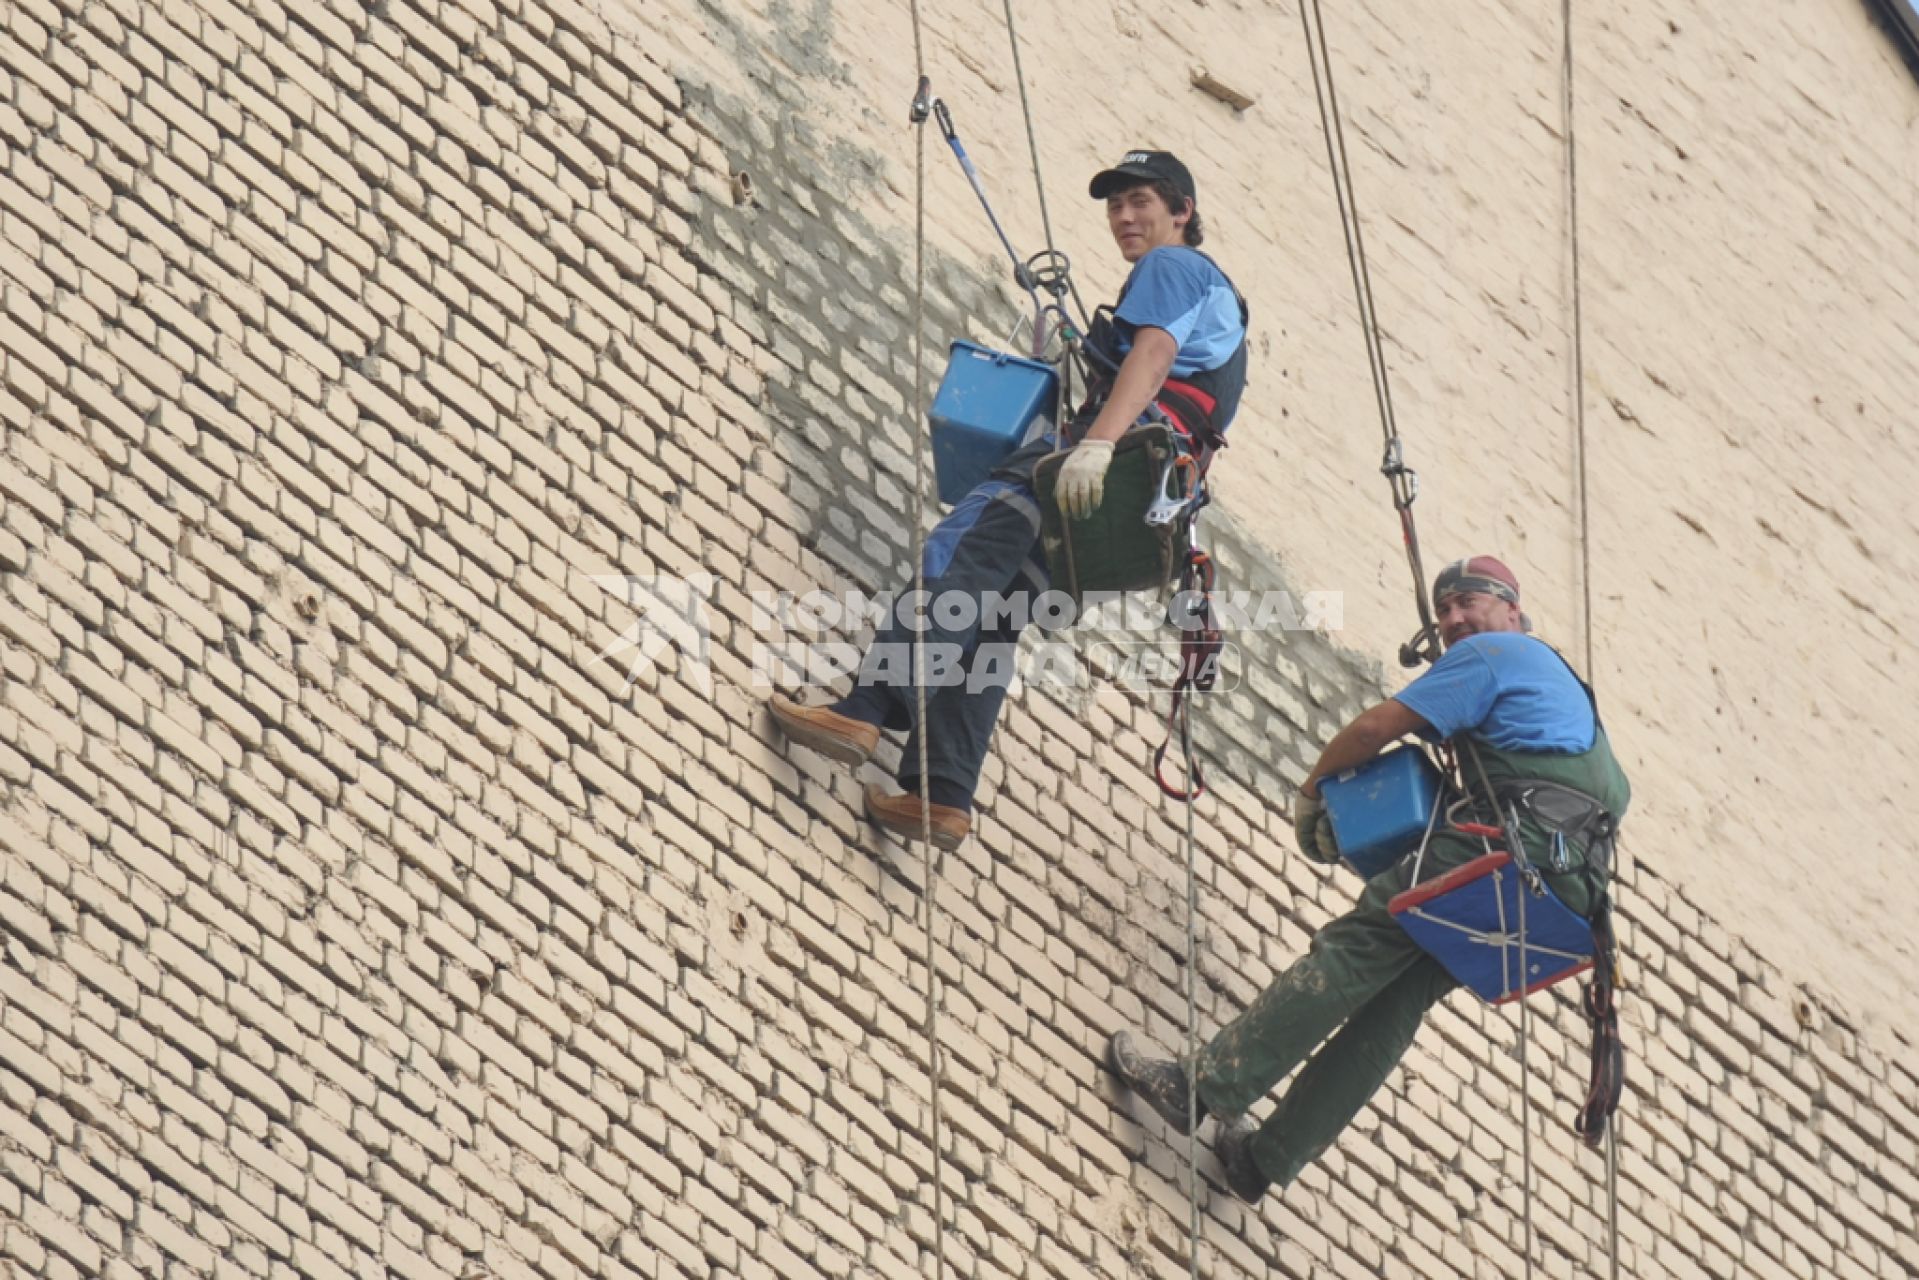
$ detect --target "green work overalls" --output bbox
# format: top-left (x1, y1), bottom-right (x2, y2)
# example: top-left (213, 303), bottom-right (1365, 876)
top-left (1194, 728), bottom-right (1631, 1188)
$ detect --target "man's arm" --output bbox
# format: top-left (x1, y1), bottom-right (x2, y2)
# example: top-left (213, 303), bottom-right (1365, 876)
top-left (1082, 326), bottom-right (1177, 443)
top-left (1053, 325), bottom-right (1178, 518)
top-left (1300, 699), bottom-right (1430, 799)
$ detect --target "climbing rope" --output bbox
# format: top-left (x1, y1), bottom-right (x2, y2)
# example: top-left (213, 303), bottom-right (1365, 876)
top-left (1179, 691), bottom-right (1202, 1280)
top-left (1300, 16), bottom-right (1433, 666)
top-left (992, 0), bottom-right (1207, 1265)
top-left (1293, 0), bottom-right (1441, 668)
top-left (1000, 0), bottom-right (1054, 258)
top-left (904, 7), bottom-right (944, 1278)
top-left (998, 0), bottom-right (1095, 342)
top-left (1295, 0), bottom-right (1637, 1271)
top-left (1557, 0), bottom-right (1626, 1271)
top-left (921, 6), bottom-right (1209, 1265)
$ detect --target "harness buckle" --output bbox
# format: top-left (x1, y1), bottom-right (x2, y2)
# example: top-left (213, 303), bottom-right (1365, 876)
top-left (1550, 828), bottom-right (1572, 874)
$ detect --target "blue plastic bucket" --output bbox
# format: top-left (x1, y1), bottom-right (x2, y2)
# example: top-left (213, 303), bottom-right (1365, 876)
top-left (1321, 746), bottom-right (1445, 878)
top-left (928, 341), bottom-right (1059, 504)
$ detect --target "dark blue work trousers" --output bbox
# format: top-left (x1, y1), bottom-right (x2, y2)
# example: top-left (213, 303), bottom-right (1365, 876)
top-left (847, 438), bottom-right (1055, 806)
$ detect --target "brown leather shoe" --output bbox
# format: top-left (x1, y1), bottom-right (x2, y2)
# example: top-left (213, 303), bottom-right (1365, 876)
top-left (864, 784), bottom-right (970, 851)
top-left (768, 692), bottom-right (880, 766)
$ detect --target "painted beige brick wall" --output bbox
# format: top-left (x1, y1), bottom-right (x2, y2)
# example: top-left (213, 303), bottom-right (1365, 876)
top-left (647, 0), bottom-right (1919, 1043)
top-left (1, 0), bottom-right (1917, 1277)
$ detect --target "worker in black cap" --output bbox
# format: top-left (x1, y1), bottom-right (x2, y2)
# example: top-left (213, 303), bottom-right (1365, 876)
top-left (771, 149), bottom-right (1249, 848)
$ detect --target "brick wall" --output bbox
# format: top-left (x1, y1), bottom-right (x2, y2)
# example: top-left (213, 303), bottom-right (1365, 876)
top-left (2, 0), bottom-right (1918, 1277)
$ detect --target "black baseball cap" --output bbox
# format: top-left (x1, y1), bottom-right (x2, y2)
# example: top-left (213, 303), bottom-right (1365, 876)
top-left (1088, 150), bottom-right (1196, 202)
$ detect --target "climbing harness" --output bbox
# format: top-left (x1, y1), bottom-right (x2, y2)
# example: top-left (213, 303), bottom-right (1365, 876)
top-left (918, 81), bottom-right (1237, 820)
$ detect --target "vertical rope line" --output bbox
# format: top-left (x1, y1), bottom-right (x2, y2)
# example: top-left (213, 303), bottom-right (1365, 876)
top-left (905, 7), bottom-right (943, 1278)
top-left (1517, 879), bottom-right (1535, 1280)
top-left (1607, 1115), bottom-right (1621, 1280)
top-left (1000, 0), bottom-right (1056, 257)
top-left (1562, 3), bottom-right (1625, 1270)
top-left (1295, 0), bottom-right (1441, 652)
top-left (1296, 0), bottom-right (1397, 449)
top-left (1562, 0), bottom-right (1593, 678)
top-left (1179, 697), bottom-right (1201, 1280)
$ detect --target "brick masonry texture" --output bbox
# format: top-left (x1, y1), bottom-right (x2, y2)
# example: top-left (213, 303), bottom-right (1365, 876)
top-left (1, 0), bottom-right (1917, 1278)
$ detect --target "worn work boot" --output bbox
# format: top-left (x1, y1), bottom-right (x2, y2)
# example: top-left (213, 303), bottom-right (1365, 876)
top-left (1213, 1114), bottom-right (1271, 1204)
top-left (1106, 1030), bottom-right (1206, 1136)
top-left (768, 692), bottom-right (880, 766)
top-left (864, 784), bottom-right (970, 851)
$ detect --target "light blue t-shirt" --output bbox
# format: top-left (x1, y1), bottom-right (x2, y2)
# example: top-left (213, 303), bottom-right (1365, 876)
top-left (1112, 247), bottom-right (1246, 380)
top-left (1393, 633), bottom-right (1596, 753)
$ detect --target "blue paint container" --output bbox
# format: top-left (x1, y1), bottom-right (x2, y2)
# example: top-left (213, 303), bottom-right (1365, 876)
top-left (928, 341), bottom-right (1059, 504)
top-left (1320, 746), bottom-right (1444, 878)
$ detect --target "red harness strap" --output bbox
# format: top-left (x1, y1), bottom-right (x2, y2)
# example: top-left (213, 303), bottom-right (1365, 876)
top-left (1152, 377), bottom-right (1224, 470)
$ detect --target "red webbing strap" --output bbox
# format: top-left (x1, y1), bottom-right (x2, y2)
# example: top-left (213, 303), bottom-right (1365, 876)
top-left (1153, 549), bottom-right (1220, 800)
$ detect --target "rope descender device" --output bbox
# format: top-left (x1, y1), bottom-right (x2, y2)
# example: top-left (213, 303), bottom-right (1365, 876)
top-left (1380, 438), bottom-right (1442, 668)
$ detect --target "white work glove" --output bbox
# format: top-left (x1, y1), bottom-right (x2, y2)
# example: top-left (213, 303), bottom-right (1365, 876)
top-left (1293, 789), bottom-right (1341, 865)
top-left (1055, 439), bottom-right (1116, 520)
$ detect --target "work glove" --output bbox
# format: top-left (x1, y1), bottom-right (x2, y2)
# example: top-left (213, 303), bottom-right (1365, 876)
top-left (1055, 439), bottom-right (1115, 520)
top-left (1293, 789), bottom-right (1341, 865)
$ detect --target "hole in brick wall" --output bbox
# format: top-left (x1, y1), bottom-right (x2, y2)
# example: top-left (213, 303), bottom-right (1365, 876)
top-left (731, 910), bottom-right (749, 937)
top-left (730, 170), bottom-right (755, 206)
top-left (296, 594), bottom-right (320, 622)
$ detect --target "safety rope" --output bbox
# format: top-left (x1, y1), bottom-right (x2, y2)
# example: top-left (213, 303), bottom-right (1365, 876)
top-left (1516, 843), bottom-right (1535, 1279)
top-left (996, 0), bottom-right (1101, 349)
top-left (1295, 0), bottom-right (1632, 1270)
top-left (1293, 0), bottom-right (1441, 668)
top-left (930, 7), bottom-right (1206, 1264)
top-left (1558, 0), bottom-right (1625, 1270)
top-left (1179, 687), bottom-right (1202, 1280)
top-left (987, 3), bottom-right (1206, 1263)
top-left (904, 7), bottom-right (944, 1278)
top-left (1000, 0), bottom-right (1054, 260)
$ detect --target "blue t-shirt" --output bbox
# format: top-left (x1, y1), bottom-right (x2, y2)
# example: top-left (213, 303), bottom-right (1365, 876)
top-left (1113, 246), bottom-right (1245, 384)
top-left (1393, 633), bottom-right (1596, 753)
